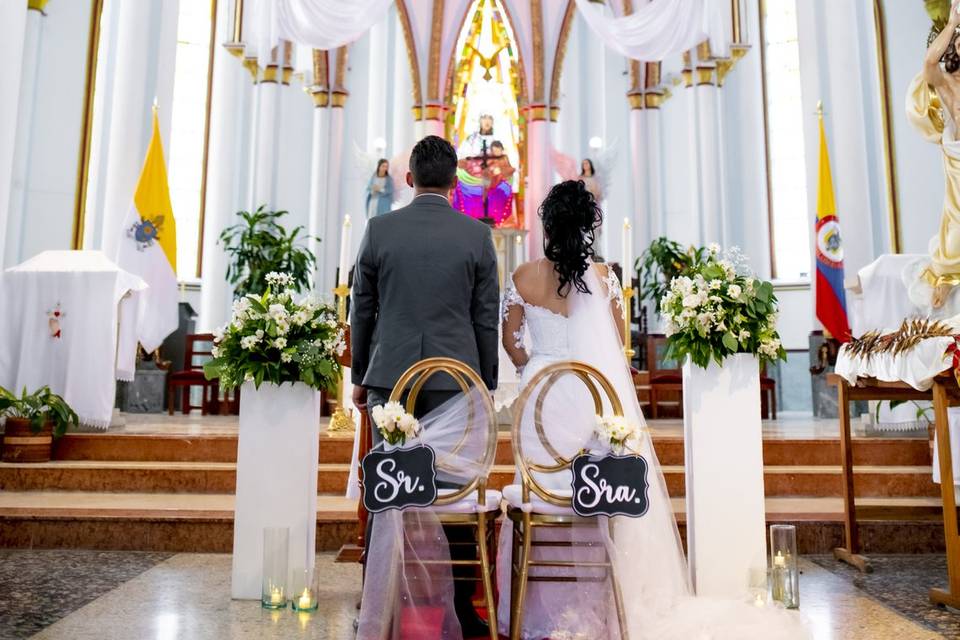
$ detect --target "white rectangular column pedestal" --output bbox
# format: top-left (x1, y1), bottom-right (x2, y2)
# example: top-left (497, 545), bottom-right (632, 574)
top-left (682, 353), bottom-right (767, 596)
top-left (232, 382), bottom-right (321, 600)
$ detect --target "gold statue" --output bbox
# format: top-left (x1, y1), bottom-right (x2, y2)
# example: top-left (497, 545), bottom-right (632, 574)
top-left (908, 0), bottom-right (960, 307)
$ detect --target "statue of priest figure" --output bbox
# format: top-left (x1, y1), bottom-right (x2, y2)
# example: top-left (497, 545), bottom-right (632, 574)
top-left (453, 114), bottom-right (514, 224)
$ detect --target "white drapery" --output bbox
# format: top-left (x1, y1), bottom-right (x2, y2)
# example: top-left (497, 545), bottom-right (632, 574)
top-left (249, 0), bottom-right (392, 67)
top-left (574, 0), bottom-right (724, 62)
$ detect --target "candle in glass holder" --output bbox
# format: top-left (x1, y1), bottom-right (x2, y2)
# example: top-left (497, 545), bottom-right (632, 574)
top-left (770, 525), bottom-right (799, 608)
top-left (261, 527), bottom-right (289, 609)
top-left (290, 567), bottom-right (319, 611)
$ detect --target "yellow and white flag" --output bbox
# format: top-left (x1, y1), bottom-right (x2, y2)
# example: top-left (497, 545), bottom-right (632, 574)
top-left (115, 107), bottom-right (178, 353)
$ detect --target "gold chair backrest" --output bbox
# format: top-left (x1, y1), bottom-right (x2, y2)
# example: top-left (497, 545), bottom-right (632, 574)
top-left (388, 357), bottom-right (498, 506)
top-left (510, 360), bottom-right (624, 507)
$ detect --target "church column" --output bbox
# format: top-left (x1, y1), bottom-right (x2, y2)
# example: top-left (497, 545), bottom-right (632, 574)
top-left (644, 63), bottom-right (666, 243)
top-left (366, 18), bottom-right (389, 149)
top-left (626, 55), bottom-right (648, 258)
top-left (322, 46), bottom-right (349, 291)
top-left (0, 0), bottom-right (27, 267)
top-left (4, 1), bottom-right (45, 267)
top-left (525, 105), bottom-right (551, 260)
top-left (682, 49), bottom-right (704, 245)
top-left (421, 105), bottom-right (447, 138)
top-left (694, 41), bottom-right (725, 246)
top-left (100, 0), bottom-right (157, 259)
top-left (198, 1), bottom-right (248, 332)
top-left (252, 45), bottom-right (281, 208)
top-left (307, 50), bottom-right (331, 292)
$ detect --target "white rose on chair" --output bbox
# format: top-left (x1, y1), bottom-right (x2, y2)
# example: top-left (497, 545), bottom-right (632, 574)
top-left (372, 400), bottom-right (421, 446)
top-left (594, 414), bottom-right (640, 454)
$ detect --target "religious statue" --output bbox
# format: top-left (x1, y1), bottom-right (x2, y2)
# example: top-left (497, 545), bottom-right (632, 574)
top-left (453, 114), bottom-right (514, 224)
top-left (365, 159), bottom-right (394, 218)
top-left (907, 0), bottom-right (960, 308)
top-left (579, 158), bottom-right (604, 203)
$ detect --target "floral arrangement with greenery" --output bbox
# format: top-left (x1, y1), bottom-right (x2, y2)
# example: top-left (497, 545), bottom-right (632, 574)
top-left (593, 414), bottom-right (642, 454)
top-left (220, 206), bottom-right (317, 298)
top-left (203, 272), bottom-right (345, 391)
top-left (636, 237), bottom-right (711, 308)
top-left (0, 386), bottom-right (78, 437)
top-left (660, 245), bottom-right (786, 369)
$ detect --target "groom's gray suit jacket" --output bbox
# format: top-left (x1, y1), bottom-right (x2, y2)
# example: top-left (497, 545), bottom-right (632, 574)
top-left (350, 193), bottom-right (500, 392)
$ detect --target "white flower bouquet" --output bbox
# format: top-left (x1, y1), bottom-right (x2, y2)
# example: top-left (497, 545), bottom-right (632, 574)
top-left (203, 272), bottom-right (346, 391)
top-left (594, 414), bottom-right (641, 454)
top-left (659, 245), bottom-right (785, 369)
top-left (371, 400), bottom-right (421, 446)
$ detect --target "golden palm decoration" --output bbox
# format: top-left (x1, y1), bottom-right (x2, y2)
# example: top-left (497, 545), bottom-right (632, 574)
top-left (927, 0), bottom-right (951, 30)
top-left (845, 317), bottom-right (955, 361)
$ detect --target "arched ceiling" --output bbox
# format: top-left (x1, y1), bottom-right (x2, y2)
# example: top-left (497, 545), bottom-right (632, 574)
top-left (397, 0), bottom-right (577, 113)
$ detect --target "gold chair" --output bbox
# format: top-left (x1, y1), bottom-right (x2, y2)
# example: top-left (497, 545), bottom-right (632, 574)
top-left (505, 360), bottom-right (629, 640)
top-left (388, 357), bottom-right (501, 640)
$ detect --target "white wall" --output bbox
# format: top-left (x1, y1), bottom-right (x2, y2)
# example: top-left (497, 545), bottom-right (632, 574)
top-left (879, 0), bottom-right (943, 255)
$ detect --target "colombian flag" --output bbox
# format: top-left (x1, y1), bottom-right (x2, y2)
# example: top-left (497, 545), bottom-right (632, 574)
top-left (114, 107), bottom-right (179, 352)
top-left (814, 109), bottom-right (851, 343)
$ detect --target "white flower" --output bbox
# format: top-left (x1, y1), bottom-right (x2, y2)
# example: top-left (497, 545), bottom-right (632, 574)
top-left (240, 335), bottom-right (259, 350)
top-left (292, 309), bottom-right (311, 326)
top-left (213, 325), bottom-right (226, 341)
top-left (709, 279), bottom-right (722, 290)
top-left (682, 293), bottom-right (701, 309)
top-left (738, 329), bottom-right (751, 341)
top-left (265, 272), bottom-right (294, 287)
top-left (594, 414), bottom-right (639, 452)
top-left (268, 304), bottom-right (287, 322)
top-left (211, 345), bottom-right (222, 358)
top-left (273, 337), bottom-right (287, 349)
top-left (244, 372), bottom-right (254, 382)
top-left (280, 352), bottom-right (293, 363)
top-left (708, 242), bottom-right (721, 254)
top-left (727, 284), bottom-right (742, 300)
top-left (255, 329), bottom-right (264, 340)
top-left (759, 337), bottom-right (782, 358)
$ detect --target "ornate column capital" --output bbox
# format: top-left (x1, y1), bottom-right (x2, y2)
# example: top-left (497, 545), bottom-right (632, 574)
top-left (627, 90), bottom-right (644, 110)
top-left (307, 86), bottom-right (330, 108)
top-left (330, 90), bottom-right (349, 108)
top-left (521, 104), bottom-right (548, 122)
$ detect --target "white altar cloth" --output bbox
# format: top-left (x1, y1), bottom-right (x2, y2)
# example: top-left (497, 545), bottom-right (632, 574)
top-left (847, 254), bottom-right (960, 337)
top-left (836, 332), bottom-right (960, 486)
top-left (0, 251), bottom-right (147, 428)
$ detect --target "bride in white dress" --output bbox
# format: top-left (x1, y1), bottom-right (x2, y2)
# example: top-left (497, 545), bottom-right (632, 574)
top-left (497, 180), bottom-right (809, 639)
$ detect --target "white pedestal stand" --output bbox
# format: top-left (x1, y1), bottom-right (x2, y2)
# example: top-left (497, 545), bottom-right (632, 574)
top-left (682, 353), bottom-right (767, 596)
top-left (231, 382), bottom-right (321, 599)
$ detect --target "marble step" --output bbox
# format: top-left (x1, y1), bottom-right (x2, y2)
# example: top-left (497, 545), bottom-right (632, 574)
top-left (0, 460), bottom-right (942, 498)
top-left (51, 431), bottom-right (934, 467)
top-left (0, 491), bottom-right (949, 554)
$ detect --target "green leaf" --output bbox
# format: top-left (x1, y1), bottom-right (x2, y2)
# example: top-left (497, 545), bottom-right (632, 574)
top-left (722, 331), bottom-right (738, 352)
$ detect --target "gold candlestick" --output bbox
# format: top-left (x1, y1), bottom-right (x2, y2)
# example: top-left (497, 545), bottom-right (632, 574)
top-left (623, 286), bottom-right (636, 362)
top-left (328, 284), bottom-right (354, 434)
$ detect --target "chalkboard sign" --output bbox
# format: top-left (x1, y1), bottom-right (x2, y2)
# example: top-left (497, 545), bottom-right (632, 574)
top-left (361, 445), bottom-right (439, 513)
top-left (570, 453), bottom-right (650, 518)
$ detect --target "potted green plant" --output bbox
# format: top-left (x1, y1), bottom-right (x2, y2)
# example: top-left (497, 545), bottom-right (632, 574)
top-left (220, 205), bottom-right (318, 299)
top-left (0, 386), bottom-right (78, 462)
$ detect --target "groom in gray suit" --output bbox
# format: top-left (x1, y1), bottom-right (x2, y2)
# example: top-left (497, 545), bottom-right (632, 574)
top-left (351, 134), bottom-right (499, 416)
top-left (350, 135), bottom-right (499, 635)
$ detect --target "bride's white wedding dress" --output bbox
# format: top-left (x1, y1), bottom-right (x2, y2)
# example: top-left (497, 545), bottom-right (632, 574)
top-left (497, 263), bottom-right (810, 640)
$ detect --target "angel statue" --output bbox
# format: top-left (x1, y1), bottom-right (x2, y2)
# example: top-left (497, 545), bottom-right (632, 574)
top-left (552, 143), bottom-right (616, 254)
top-left (352, 142), bottom-right (411, 219)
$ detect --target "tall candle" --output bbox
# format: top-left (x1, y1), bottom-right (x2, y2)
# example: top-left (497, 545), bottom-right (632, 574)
top-left (337, 215), bottom-right (352, 287)
top-left (622, 218), bottom-right (633, 280)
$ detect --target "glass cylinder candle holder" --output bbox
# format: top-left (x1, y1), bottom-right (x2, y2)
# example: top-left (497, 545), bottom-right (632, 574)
top-left (769, 524), bottom-right (799, 609)
top-left (261, 527), bottom-right (290, 610)
top-left (290, 566), bottom-right (319, 612)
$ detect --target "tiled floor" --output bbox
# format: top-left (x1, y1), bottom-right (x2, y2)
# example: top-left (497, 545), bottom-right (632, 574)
top-left (0, 551), bottom-right (954, 639)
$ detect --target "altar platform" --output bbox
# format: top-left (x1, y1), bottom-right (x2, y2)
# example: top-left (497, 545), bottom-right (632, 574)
top-left (0, 413), bottom-right (951, 554)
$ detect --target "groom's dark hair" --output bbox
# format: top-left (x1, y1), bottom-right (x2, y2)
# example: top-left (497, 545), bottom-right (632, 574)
top-left (409, 135), bottom-right (458, 189)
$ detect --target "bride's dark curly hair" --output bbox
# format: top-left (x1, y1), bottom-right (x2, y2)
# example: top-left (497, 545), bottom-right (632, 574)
top-left (539, 179), bottom-right (602, 297)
